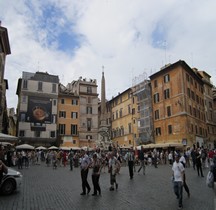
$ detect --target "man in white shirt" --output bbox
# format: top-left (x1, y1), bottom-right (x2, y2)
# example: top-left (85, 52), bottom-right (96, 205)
top-left (172, 153), bottom-right (185, 210)
top-left (125, 148), bottom-right (135, 179)
top-left (80, 150), bottom-right (91, 195)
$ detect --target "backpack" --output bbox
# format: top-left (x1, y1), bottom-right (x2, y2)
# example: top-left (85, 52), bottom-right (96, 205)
top-left (206, 171), bottom-right (214, 188)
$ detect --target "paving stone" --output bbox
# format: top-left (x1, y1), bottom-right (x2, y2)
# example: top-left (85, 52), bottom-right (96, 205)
top-left (0, 163), bottom-right (214, 210)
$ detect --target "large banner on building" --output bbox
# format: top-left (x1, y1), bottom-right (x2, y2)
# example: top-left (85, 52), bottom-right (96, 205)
top-left (27, 96), bottom-right (52, 123)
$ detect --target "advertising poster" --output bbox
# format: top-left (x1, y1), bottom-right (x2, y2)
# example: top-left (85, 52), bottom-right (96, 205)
top-left (27, 96), bottom-right (52, 123)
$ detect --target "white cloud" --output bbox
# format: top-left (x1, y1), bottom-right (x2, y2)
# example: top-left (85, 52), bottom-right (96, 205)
top-left (1, 0), bottom-right (216, 109)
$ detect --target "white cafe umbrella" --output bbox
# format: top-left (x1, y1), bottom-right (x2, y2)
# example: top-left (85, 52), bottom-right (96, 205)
top-left (0, 133), bottom-right (18, 141)
top-left (59, 146), bottom-right (70, 151)
top-left (36, 146), bottom-right (47, 150)
top-left (0, 142), bottom-right (13, 146)
top-left (48, 146), bottom-right (59, 150)
top-left (16, 144), bottom-right (35, 150)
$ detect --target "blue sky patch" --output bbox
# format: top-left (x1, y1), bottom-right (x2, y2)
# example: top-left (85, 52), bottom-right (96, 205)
top-left (26, 1), bottom-right (80, 53)
top-left (151, 22), bottom-right (167, 49)
top-left (57, 32), bottom-right (80, 53)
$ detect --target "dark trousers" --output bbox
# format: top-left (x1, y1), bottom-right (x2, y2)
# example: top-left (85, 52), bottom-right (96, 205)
top-left (128, 161), bottom-right (134, 178)
top-left (92, 174), bottom-right (101, 194)
top-left (110, 171), bottom-right (117, 186)
top-left (183, 174), bottom-right (190, 195)
top-left (81, 169), bottom-right (90, 193)
top-left (138, 160), bottom-right (145, 174)
top-left (196, 164), bottom-right (204, 176)
top-left (69, 160), bottom-right (73, 170)
top-left (17, 158), bottom-right (22, 169)
top-left (174, 181), bottom-right (183, 207)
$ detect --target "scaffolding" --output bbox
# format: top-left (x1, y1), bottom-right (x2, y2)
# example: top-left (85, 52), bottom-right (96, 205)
top-left (132, 72), bottom-right (154, 145)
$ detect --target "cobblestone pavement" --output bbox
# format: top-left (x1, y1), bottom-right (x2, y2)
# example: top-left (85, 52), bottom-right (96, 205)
top-left (0, 162), bottom-right (214, 210)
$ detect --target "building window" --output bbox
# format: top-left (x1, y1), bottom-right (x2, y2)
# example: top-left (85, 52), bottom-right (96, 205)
top-left (168, 125), bottom-right (172, 134)
top-left (187, 88), bottom-right (190, 98)
top-left (199, 127), bottom-right (203, 135)
top-left (193, 108), bottom-right (196, 117)
top-left (116, 110), bottom-right (118, 119)
top-left (120, 108), bottom-right (123, 117)
top-left (190, 77), bottom-right (193, 85)
top-left (71, 112), bottom-right (78, 119)
top-left (191, 124), bottom-right (194, 133)
top-left (20, 113), bottom-right (26, 122)
top-left (38, 81), bottom-right (43, 91)
top-left (186, 73), bottom-right (190, 82)
top-left (209, 102), bottom-right (212, 109)
top-left (72, 99), bottom-right (78, 105)
top-left (191, 91), bottom-right (195, 100)
top-left (73, 140), bottom-right (76, 144)
top-left (154, 80), bottom-right (158, 88)
top-left (167, 106), bottom-right (171, 117)
top-left (87, 118), bottom-right (92, 131)
top-left (128, 92), bottom-right (131, 99)
top-left (71, 124), bottom-right (78, 135)
top-left (128, 123), bottom-right (132, 134)
top-left (164, 74), bottom-right (170, 83)
top-left (59, 111), bottom-right (66, 118)
top-left (88, 97), bottom-right (91, 103)
top-left (132, 108), bottom-right (135, 115)
top-left (19, 130), bottom-right (25, 137)
top-left (121, 127), bottom-right (124, 136)
top-left (53, 99), bottom-right (57, 106)
top-left (195, 125), bottom-right (198, 134)
top-left (50, 131), bottom-right (55, 138)
top-left (189, 105), bottom-right (192, 115)
top-left (155, 127), bottom-right (161, 136)
top-left (59, 124), bottom-right (65, 135)
top-left (196, 95), bottom-right (199, 103)
top-left (52, 115), bottom-right (56, 123)
top-left (128, 105), bottom-right (131, 114)
top-left (164, 89), bottom-right (170, 99)
top-left (87, 106), bottom-right (92, 114)
top-left (61, 99), bottom-right (65, 104)
top-left (154, 93), bottom-right (159, 103)
top-left (34, 131), bottom-right (40, 137)
top-left (52, 84), bottom-right (56, 93)
top-left (87, 86), bottom-right (92, 93)
top-left (155, 110), bottom-right (159, 120)
top-left (86, 135), bottom-right (92, 140)
top-left (22, 96), bottom-right (27, 103)
top-left (23, 80), bottom-right (28, 89)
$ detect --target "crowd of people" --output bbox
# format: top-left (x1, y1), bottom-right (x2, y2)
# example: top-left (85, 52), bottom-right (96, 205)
top-left (1, 143), bottom-right (216, 209)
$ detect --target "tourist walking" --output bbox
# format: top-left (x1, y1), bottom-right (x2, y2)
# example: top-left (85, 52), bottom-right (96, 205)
top-left (191, 148), bottom-right (196, 170)
top-left (180, 153), bottom-right (190, 198)
top-left (125, 147), bottom-right (135, 179)
top-left (91, 153), bottom-right (101, 196)
top-left (108, 151), bottom-right (120, 191)
top-left (80, 149), bottom-right (91, 195)
top-left (137, 146), bottom-right (145, 175)
top-left (68, 149), bottom-right (74, 171)
top-left (172, 153), bottom-right (185, 210)
top-left (196, 148), bottom-right (204, 177)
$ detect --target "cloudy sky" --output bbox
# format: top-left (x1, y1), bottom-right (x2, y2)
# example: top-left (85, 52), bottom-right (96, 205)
top-left (1, 0), bottom-right (216, 109)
